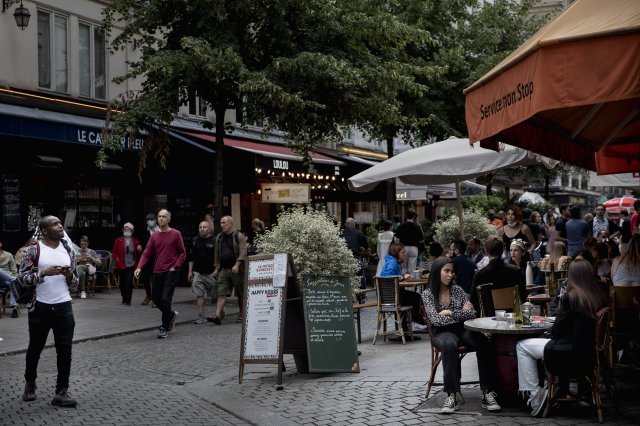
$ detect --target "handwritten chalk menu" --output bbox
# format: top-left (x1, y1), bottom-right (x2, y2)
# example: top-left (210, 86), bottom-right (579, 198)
top-left (244, 284), bottom-right (284, 359)
top-left (2, 175), bottom-right (21, 232)
top-left (240, 253), bottom-right (296, 385)
top-left (301, 275), bottom-right (360, 373)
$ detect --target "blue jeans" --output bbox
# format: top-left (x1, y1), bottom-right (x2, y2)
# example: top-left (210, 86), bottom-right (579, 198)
top-left (0, 268), bottom-right (17, 306)
top-left (152, 271), bottom-right (179, 328)
top-left (25, 301), bottom-right (75, 391)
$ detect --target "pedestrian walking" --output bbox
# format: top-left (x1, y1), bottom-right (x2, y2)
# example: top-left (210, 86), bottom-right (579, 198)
top-left (188, 221), bottom-right (216, 324)
top-left (19, 215), bottom-right (79, 407)
top-left (210, 216), bottom-right (247, 325)
top-left (140, 212), bottom-right (159, 306)
top-left (112, 222), bottom-right (142, 305)
top-left (134, 210), bottom-right (186, 338)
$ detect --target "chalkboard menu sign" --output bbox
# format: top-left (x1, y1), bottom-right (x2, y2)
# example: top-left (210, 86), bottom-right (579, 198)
top-left (301, 275), bottom-right (360, 373)
top-left (2, 175), bottom-right (21, 232)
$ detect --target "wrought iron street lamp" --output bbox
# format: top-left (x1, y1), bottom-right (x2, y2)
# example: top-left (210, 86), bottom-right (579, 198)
top-left (3, 0), bottom-right (30, 30)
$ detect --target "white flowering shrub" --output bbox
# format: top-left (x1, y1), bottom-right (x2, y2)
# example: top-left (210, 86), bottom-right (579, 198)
top-left (255, 205), bottom-right (360, 295)
top-left (434, 208), bottom-right (498, 245)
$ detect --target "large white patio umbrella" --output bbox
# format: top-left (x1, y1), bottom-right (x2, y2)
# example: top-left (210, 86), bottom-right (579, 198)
top-left (348, 137), bottom-right (556, 238)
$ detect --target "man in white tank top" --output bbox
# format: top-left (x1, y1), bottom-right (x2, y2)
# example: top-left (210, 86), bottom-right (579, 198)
top-left (18, 215), bottom-right (79, 407)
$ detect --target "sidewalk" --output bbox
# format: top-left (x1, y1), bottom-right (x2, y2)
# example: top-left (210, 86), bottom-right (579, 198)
top-left (2, 286), bottom-right (638, 425)
top-left (0, 286), bottom-right (238, 356)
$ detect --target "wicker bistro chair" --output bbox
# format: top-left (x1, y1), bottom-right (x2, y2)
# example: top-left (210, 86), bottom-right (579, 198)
top-left (491, 286), bottom-right (517, 311)
top-left (476, 283), bottom-right (495, 317)
top-left (609, 286), bottom-right (640, 367)
top-left (373, 276), bottom-right (413, 344)
top-left (423, 309), bottom-right (478, 399)
top-left (90, 250), bottom-right (115, 294)
top-left (543, 306), bottom-right (616, 424)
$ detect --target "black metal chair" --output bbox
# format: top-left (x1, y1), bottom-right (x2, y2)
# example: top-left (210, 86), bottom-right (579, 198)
top-left (423, 309), bottom-right (477, 399)
top-left (543, 306), bottom-right (616, 423)
top-left (373, 276), bottom-right (413, 344)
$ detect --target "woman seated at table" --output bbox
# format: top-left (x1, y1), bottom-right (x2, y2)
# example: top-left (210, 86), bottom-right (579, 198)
top-left (422, 257), bottom-right (501, 414)
top-left (611, 234), bottom-right (640, 287)
top-left (538, 241), bottom-right (569, 272)
top-left (516, 259), bottom-right (608, 416)
top-left (379, 242), bottom-right (424, 338)
top-left (509, 239), bottom-right (542, 286)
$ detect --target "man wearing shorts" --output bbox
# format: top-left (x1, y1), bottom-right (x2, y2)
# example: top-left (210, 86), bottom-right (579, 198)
top-left (210, 216), bottom-right (247, 324)
top-left (188, 221), bottom-right (216, 324)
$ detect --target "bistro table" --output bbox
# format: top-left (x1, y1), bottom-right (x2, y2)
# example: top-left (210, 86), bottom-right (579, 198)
top-left (464, 316), bottom-right (552, 402)
top-left (399, 278), bottom-right (429, 291)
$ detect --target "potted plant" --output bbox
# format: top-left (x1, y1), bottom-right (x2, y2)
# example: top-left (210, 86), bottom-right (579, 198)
top-left (255, 205), bottom-right (360, 372)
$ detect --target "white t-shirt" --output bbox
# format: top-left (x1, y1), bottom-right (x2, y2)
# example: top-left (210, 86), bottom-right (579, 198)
top-left (36, 241), bottom-right (72, 304)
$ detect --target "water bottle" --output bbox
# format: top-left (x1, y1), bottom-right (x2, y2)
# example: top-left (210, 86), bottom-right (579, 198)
top-left (525, 261), bottom-right (534, 286)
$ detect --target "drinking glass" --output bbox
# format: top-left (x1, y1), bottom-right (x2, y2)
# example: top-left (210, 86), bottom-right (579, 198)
top-left (505, 313), bottom-right (516, 328)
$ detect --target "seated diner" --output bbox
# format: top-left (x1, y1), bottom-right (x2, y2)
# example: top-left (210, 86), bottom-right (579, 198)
top-left (422, 257), bottom-right (501, 414)
top-left (515, 259), bottom-right (609, 416)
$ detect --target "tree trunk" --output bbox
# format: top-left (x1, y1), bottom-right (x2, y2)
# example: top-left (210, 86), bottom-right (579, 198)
top-left (214, 106), bottom-right (226, 217)
top-left (386, 137), bottom-right (395, 219)
top-left (486, 172), bottom-right (493, 196)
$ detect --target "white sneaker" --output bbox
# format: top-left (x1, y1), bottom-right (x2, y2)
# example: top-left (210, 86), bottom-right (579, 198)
top-left (481, 391), bottom-right (502, 411)
top-left (441, 394), bottom-right (458, 414)
top-left (80, 291), bottom-right (87, 299)
top-left (412, 322), bottom-right (428, 331)
top-left (528, 386), bottom-right (548, 417)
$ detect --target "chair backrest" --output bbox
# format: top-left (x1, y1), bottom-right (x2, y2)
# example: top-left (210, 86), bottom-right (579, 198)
top-left (374, 276), bottom-right (401, 308)
top-left (609, 286), bottom-right (640, 327)
top-left (476, 283), bottom-right (494, 317)
top-left (491, 286), bottom-right (517, 311)
top-left (94, 250), bottom-right (112, 273)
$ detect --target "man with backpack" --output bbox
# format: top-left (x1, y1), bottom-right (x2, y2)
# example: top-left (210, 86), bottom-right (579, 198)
top-left (19, 215), bottom-right (79, 407)
top-left (209, 215), bottom-right (247, 325)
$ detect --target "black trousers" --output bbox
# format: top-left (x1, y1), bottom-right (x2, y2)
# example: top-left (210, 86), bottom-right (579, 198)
top-left (432, 327), bottom-right (496, 394)
top-left (152, 271), bottom-right (179, 328)
top-left (140, 264), bottom-right (153, 298)
top-left (25, 301), bottom-right (75, 392)
top-left (119, 267), bottom-right (135, 303)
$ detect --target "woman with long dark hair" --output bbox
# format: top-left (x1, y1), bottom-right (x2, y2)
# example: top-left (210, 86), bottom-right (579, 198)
top-left (516, 259), bottom-right (609, 416)
top-left (421, 257), bottom-right (501, 414)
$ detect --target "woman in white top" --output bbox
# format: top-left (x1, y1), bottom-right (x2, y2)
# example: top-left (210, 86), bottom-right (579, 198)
top-left (376, 220), bottom-right (395, 276)
top-left (612, 235), bottom-right (640, 287)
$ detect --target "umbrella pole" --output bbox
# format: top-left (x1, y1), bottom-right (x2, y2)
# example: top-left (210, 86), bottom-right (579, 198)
top-left (456, 180), bottom-right (465, 240)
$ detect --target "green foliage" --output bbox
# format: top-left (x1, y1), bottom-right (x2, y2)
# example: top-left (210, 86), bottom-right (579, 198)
top-left (420, 218), bottom-right (435, 245)
top-left (434, 208), bottom-right (497, 245)
top-left (365, 226), bottom-right (379, 253)
top-left (461, 195), bottom-right (507, 216)
top-left (254, 206), bottom-right (360, 295)
top-left (101, 0), bottom-right (436, 156)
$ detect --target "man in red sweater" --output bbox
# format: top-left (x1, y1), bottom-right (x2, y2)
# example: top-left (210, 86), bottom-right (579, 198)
top-left (135, 209), bottom-right (186, 338)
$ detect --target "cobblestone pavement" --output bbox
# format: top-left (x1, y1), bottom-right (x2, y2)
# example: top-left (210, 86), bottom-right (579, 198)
top-left (1, 288), bottom-right (639, 425)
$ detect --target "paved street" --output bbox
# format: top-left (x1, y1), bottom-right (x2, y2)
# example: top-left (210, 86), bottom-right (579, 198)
top-left (1, 287), bottom-right (639, 425)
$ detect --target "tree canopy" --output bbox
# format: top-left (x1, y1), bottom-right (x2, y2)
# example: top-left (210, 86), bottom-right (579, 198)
top-left (101, 0), bottom-right (440, 213)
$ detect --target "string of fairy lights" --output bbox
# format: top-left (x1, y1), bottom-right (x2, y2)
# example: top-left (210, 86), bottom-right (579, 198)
top-left (254, 167), bottom-right (346, 191)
